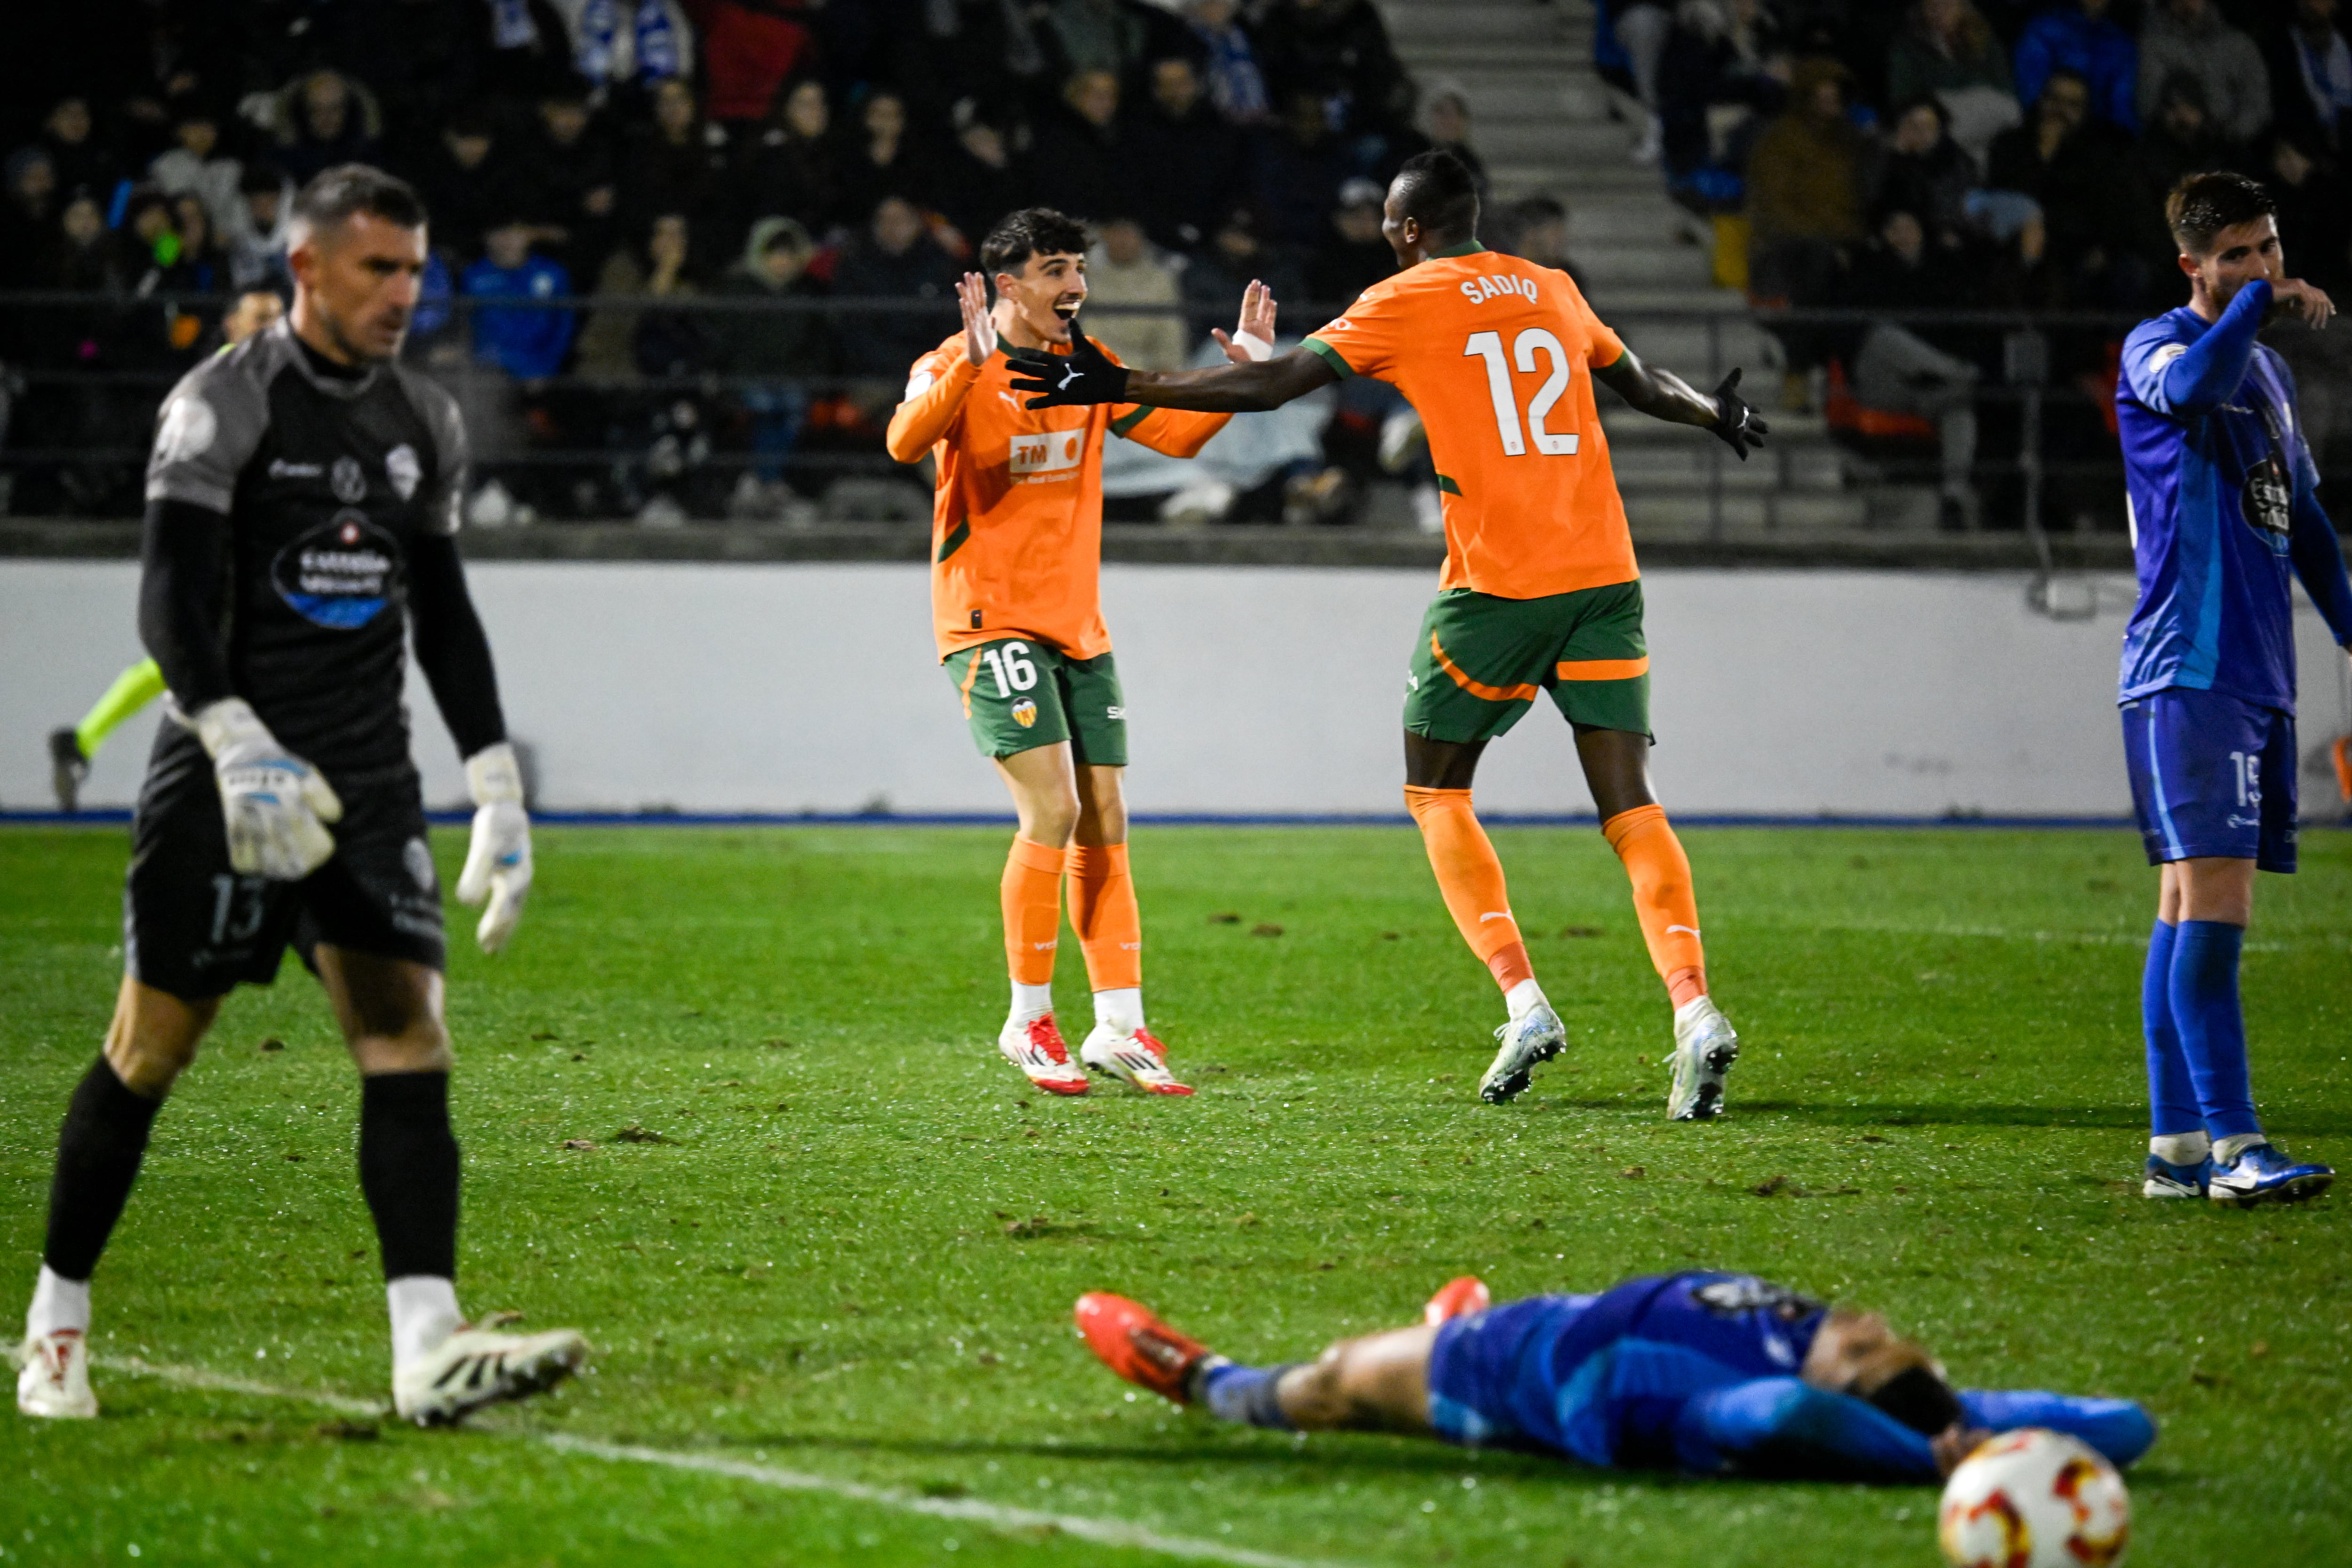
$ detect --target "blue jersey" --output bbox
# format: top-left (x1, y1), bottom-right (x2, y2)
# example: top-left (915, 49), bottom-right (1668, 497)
top-left (2117, 280), bottom-right (2352, 712)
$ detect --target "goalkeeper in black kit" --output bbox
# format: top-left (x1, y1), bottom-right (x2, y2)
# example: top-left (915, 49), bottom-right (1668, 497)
top-left (14, 167), bottom-right (587, 1427)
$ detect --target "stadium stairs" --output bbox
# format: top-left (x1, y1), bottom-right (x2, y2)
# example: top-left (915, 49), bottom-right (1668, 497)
top-left (1376, 0), bottom-right (1943, 534)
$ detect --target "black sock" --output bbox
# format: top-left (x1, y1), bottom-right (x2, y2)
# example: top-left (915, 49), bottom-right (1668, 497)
top-left (44, 1057), bottom-right (163, 1281)
top-left (358, 1072), bottom-right (461, 1281)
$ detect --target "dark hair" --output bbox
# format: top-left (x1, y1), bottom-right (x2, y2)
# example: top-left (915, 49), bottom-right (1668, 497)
top-left (979, 207), bottom-right (1090, 277)
top-left (1865, 1366), bottom-right (1963, 1436)
top-left (290, 163), bottom-right (427, 236)
top-left (2167, 170), bottom-right (2275, 255)
top-left (1391, 150), bottom-right (1479, 240)
top-left (1892, 94), bottom-right (1949, 135)
top-left (239, 161), bottom-right (287, 197)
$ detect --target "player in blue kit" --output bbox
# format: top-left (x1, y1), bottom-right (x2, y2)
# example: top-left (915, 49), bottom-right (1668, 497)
top-left (1075, 1273), bottom-right (2155, 1483)
top-left (2117, 172), bottom-right (2352, 1208)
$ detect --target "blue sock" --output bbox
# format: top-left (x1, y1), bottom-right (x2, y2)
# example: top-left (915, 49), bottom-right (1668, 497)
top-left (1198, 1360), bottom-right (1298, 1429)
top-left (2168, 920), bottom-right (2261, 1144)
top-left (2141, 920), bottom-right (2201, 1138)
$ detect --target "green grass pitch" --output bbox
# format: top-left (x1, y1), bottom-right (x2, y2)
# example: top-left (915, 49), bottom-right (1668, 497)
top-left (2, 822), bottom-right (2346, 1568)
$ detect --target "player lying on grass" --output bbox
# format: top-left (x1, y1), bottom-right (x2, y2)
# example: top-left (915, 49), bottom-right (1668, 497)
top-left (2117, 172), bottom-right (2345, 1208)
top-left (47, 290), bottom-right (286, 813)
top-left (1010, 152), bottom-right (1768, 1119)
top-left (1077, 1272), bottom-right (2154, 1484)
top-left (883, 208), bottom-right (1275, 1098)
top-left (15, 167), bottom-right (580, 1427)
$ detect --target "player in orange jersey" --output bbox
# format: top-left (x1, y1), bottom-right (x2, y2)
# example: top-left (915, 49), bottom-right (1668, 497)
top-left (886, 207), bottom-right (1277, 1098)
top-left (1012, 154), bottom-right (1769, 1120)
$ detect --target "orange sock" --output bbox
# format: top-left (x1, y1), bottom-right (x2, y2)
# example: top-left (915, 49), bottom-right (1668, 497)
top-left (1601, 804), bottom-right (1707, 1008)
top-left (1001, 836), bottom-right (1064, 986)
top-left (1065, 842), bottom-right (1142, 992)
top-left (1404, 786), bottom-right (1535, 992)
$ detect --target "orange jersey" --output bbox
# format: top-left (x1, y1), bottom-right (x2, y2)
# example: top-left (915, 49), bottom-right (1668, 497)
top-left (1303, 248), bottom-right (1635, 599)
top-left (887, 333), bottom-right (1231, 660)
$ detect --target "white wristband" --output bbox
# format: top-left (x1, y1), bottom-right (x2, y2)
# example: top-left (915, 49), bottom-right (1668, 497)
top-left (190, 697), bottom-right (268, 759)
top-left (465, 741), bottom-right (524, 806)
top-left (1233, 330), bottom-right (1274, 363)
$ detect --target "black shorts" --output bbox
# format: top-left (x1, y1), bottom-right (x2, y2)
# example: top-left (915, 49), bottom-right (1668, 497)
top-left (124, 728), bottom-right (446, 1001)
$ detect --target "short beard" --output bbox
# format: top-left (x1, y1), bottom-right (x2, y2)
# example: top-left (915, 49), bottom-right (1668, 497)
top-left (317, 301), bottom-right (402, 365)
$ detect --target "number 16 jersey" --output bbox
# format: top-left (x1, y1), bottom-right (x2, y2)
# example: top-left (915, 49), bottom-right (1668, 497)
top-left (1303, 247), bottom-right (1635, 600)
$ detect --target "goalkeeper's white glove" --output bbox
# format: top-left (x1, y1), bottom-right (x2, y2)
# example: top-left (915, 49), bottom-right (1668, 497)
top-left (456, 741), bottom-right (531, 954)
top-left (192, 697), bottom-right (342, 881)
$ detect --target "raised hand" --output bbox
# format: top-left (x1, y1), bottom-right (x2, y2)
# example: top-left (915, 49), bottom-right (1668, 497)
top-left (1213, 279), bottom-right (1277, 364)
top-left (1709, 368), bottom-right (1770, 461)
top-left (957, 272), bottom-right (998, 366)
top-left (1007, 321), bottom-right (1131, 407)
top-left (2273, 278), bottom-right (2336, 329)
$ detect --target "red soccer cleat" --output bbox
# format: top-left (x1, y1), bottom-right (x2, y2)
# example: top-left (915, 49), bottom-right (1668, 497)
top-left (1073, 1292), bottom-right (1213, 1404)
top-left (1423, 1275), bottom-right (1491, 1325)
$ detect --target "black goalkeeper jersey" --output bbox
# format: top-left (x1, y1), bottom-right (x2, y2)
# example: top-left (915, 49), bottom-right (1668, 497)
top-left (143, 319), bottom-right (470, 777)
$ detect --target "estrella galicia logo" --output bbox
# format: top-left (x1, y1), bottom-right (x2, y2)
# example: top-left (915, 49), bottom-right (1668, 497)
top-left (271, 509), bottom-right (398, 629)
top-left (2241, 452), bottom-right (2290, 546)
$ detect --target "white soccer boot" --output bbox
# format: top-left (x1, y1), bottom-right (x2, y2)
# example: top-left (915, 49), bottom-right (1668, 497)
top-left (998, 1012), bottom-right (1089, 1095)
top-left (1667, 996), bottom-right (1740, 1121)
top-left (16, 1329), bottom-right (97, 1419)
top-left (1080, 1024), bottom-right (1193, 1095)
top-left (1479, 1001), bottom-right (1567, 1104)
top-left (391, 1314), bottom-right (588, 1427)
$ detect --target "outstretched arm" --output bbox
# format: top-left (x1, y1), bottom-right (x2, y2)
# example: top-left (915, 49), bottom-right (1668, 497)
top-left (1593, 350), bottom-right (1768, 459)
top-left (1956, 1391), bottom-right (2156, 1469)
top-left (1676, 1378), bottom-right (1940, 1483)
top-left (1012, 325), bottom-right (1338, 414)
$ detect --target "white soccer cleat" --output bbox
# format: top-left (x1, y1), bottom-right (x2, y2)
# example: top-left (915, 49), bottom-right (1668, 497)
top-left (16, 1330), bottom-right (97, 1419)
top-left (391, 1315), bottom-right (588, 1427)
top-left (998, 1013), bottom-right (1089, 1095)
top-left (1667, 996), bottom-right (1740, 1121)
top-left (1080, 1024), bottom-right (1193, 1095)
top-left (1479, 1002), bottom-right (1567, 1103)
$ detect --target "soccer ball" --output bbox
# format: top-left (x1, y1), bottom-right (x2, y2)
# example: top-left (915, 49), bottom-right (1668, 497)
top-left (1938, 1429), bottom-right (2130, 1568)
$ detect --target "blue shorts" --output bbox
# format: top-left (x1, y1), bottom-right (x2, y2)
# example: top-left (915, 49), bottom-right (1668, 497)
top-left (2121, 688), bottom-right (2296, 873)
top-left (1426, 1294), bottom-right (1597, 1457)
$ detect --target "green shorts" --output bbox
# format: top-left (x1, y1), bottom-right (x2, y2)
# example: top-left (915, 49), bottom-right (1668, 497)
top-left (1404, 581), bottom-right (1651, 744)
top-left (945, 637), bottom-right (1129, 764)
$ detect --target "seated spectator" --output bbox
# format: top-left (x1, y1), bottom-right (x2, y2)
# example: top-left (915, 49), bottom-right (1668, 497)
top-left (1745, 58), bottom-right (1867, 313)
top-left (1033, 70), bottom-right (1127, 224)
top-left (619, 78), bottom-right (726, 245)
top-left (224, 162), bottom-right (295, 293)
top-left (830, 194), bottom-right (960, 379)
top-left (1878, 99), bottom-right (1978, 247)
top-left (1254, 0), bottom-right (1412, 136)
top-left (578, 211), bottom-right (699, 378)
top-left (1042, 0), bottom-right (1149, 79)
top-left (734, 78), bottom-right (843, 236)
top-left (1984, 68), bottom-right (2149, 306)
top-left (1612, 0), bottom-right (1674, 164)
top-left (270, 70), bottom-right (383, 185)
top-left (2138, 0), bottom-right (2271, 147)
top-left (1655, 0), bottom-right (1787, 195)
top-left (1181, 208), bottom-right (1306, 330)
top-left (522, 80), bottom-right (620, 279)
top-left (838, 91), bottom-right (929, 225)
top-left (716, 215), bottom-right (834, 510)
top-left (1305, 178), bottom-right (1394, 310)
top-left (2264, 132), bottom-right (2352, 302)
top-left (1129, 55), bottom-right (1244, 252)
top-left (1886, 0), bottom-right (2020, 167)
top-left (565, 0), bottom-right (695, 99)
top-left (40, 97), bottom-right (121, 205)
top-left (464, 219), bottom-right (578, 380)
top-left (1837, 207), bottom-right (1982, 528)
top-left (476, 0), bottom-right (581, 103)
top-left (1386, 87), bottom-right (1489, 198)
top-left (0, 149), bottom-right (60, 288)
top-left (2132, 75), bottom-right (2234, 223)
top-left (2013, 0), bottom-right (2137, 133)
top-left (16, 191), bottom-right (137, 514)
top-left (2268, 0), bottom-right (2352, 157)
top-left (679, 0), bottom-right (816, 129)
top-left (1494, 194), bottom-right (1589, 291)
top-left (148, 103), bottom-right (243, 241)
top-left (415, 106), bottom-right (528, 266)
top-left (1184, 0), bottom-right (1273, 124)
top-left (933, 103), bottom-right (1034, 256)
top-left (1086, 216), bottom-right (1188, 369)
top-left (1250, 91), bottom-right (1350, 253)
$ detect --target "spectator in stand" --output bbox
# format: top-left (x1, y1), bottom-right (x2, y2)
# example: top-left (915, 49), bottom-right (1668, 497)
top-left (40, 98), bottom-right (122, 206)
top-left (0, 149), bottom-right (60, 288)
top-left (1838, 206), bottom-right (1984, 529)
top-left (270, 70), bottom-right (383, 185)
top-left (734, 78), bottom-right (843, 237)
top-left (523, 80), bottom-right (620, 280)
top-left (562, 0), bottom-right (695, 101)
top-left (2268, 0), bottom-right (2352, 157)
top-left (465, 218), bottom-right (578, 380)
top-left (1495, 194), bottom-right (1589, 292)
top-left (2133, 75), bottom-right (2235, 222)
top-left (2013, 0), bottom-right (2137, 133)
top-left (1254, 0), bottom-right (1413, 136)
top-left (1042, 0), bottom-right (1151, 79)
top-left (1130, 56), bottom-right (1244, 252)
top-left (933, 103), bottom-right (1034, 256)
top-left (1886, 0), bottom-right (2020, 167)
top-left (1305, 177), bottom-right (1394, 309)
top-left (578, 211), bottom-right (703, 379)
top-left (147, 102), bottom-right (242, 240)
top-left (223, 161), bottom-right (294, 293)
top-left (2264, 132), bottom-right (2352, 301)
top-left (1388, 87), bottom-right (1489, 198)
top-left (1745, 57), bottom-right (1868, 346)
top-left (586, 210), bottom-right (721, 521)
top-left (1984, 67), bottom-right (2148, 306)
top-left (2138, 0), bottom-right (2271, 148)
top-left (838, 91), bottom-right (929, 226)
top-left (1185, 0), bottom-right (1273, 124)
top-left (17, 191), bottom-right (135, 515)
top-left (717, 215), bottom-right (833, 513)
top-left (1033, 70), bottom-right (1126, 224)
top-left (1250, 90), bottom-right (1350, 253)
top-left (1611, 1), bottom-right (1674, 164)
top-left (831, 193), bottom-right (960, 379)
top-left (476, 0), bottom-right (580, 103)
top-left (1654, 0), bottom-right (1788, 197)
top-left (678, 0), bottom-right (817, 130)
top-left (320, 0), bottom-right (485, 168)
top-left (1874, 98), bottom-right (1976, 244)
top-left (1086, 216), bottom-right (1188, 370)
top-left (415, 106), bottom-right (525, 267)
top-left (619, 78), bottom-right (725, 246)
top-left (1180, 207), bottom-right (1305, 327)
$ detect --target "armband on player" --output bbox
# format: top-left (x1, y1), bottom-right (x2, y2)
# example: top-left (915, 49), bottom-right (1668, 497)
top-left (457, 741), bottom-right (532, 954)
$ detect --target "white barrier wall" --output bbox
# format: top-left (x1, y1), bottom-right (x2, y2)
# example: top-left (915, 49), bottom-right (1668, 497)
top-left (5, 560), bottom-right (2348, 816)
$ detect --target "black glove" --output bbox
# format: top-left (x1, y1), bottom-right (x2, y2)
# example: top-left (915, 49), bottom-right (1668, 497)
top-left (1709, 368), bottom-right (1769, 460)
top-left (1005, 320), bottom-right (1130, 408)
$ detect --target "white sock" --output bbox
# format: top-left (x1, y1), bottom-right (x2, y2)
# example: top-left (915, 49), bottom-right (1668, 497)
top-left (2213, 1132), bottom-right (2268, 1165)
top-left (1009, 981), bottom-right (1055, 1021)
top-left (1503, 978), bottom-right (1547, 1021)
top-left (1093, 987), bottom-right (1144, 1035)
top-left (2150, 1131), bottom-right (2211, 1166)
top-left (27, 1266), bottom-right (91, 1339)
top-left (387, 1275), bottom-right (464, 1370)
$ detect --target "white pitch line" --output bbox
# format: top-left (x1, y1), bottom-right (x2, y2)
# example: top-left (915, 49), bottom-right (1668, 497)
top-left (105, 1357), bottom-right (1353, 1568)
